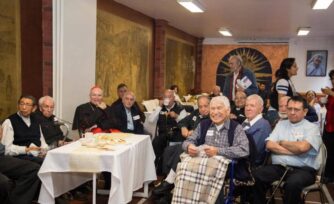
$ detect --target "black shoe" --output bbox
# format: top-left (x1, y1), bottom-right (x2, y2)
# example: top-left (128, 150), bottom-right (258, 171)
top-left (152, 181), bottom-right (174, 196)
top-left (155, 193), bottom-right (172, 204)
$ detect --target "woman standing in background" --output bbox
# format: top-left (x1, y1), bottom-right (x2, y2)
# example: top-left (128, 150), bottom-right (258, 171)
top-left (270, 58), bottom-right (298, 110)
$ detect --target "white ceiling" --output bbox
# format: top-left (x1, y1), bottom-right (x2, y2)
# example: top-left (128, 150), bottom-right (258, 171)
top-left (114, 0), bottom-right (334, 41)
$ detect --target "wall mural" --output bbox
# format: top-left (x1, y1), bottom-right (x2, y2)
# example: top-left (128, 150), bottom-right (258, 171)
top-left (216, 47), bottom-right (273, 92)
top-left (165, 37), bottom-right (195, 97)
top-left (0, 0), bottom-right (20, 121)
top-left (96, 10), bottom-right (151, 104)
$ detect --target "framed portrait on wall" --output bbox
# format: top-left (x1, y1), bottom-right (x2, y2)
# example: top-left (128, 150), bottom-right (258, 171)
top-left (306, 50), bottom-right (327, 77)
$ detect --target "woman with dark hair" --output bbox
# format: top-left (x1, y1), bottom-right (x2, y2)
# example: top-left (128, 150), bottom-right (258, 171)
top-left (322, 69), bottom-right (334, 183)
top-left (270, 58), bottom-right (298, 110)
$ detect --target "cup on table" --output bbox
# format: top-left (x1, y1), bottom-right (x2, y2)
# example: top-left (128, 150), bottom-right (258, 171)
top-left (84, 132), bottom-right (94, 138)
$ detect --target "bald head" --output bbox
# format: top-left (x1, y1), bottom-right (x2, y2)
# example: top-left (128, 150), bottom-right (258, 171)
top-left (163, 89), bottom-right (175, 107)
top-left (89, 87), bottom-right (103, 105)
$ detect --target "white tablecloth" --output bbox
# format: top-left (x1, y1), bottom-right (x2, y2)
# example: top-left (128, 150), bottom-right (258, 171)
top-left (38, 134), bottom-right (156, 204)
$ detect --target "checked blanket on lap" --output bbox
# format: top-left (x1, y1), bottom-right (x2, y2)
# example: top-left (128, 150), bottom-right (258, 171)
top-left (172, 153), bottom-right (231, 204)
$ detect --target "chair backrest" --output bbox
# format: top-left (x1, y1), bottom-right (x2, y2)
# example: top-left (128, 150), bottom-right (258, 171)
top-left (142, 99), bottom-right (160, 112)
top-left (315, 143), bottom-right (327, 179)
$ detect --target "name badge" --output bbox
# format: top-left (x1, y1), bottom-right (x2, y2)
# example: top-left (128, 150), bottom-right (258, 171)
top-left (160, 111), bottom-right (167, 115)
top-left (206, 130), bottom-right (214, 136)
top-left (133, 115), bottom-right (140, 120)
top-left (292, 131), bottom-right (304, 141)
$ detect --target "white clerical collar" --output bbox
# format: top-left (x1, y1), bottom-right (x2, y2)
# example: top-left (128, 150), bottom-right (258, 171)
top-left (244, 114), bottom-right (262, 127)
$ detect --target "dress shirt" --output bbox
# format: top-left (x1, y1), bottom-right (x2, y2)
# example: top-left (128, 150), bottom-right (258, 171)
top-left (182, 119), bottom-right (249, 159)
top-left (242, 114), bottom-right (262, 130)
top-left (1, 112), bottom-right (49, 156)
top-left (125, 108), bottom-right (134, 131)
top-left (266, 119), bottom-right (322, 169)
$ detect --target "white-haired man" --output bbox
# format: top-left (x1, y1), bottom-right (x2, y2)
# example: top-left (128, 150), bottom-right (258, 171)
top-left (34, 96), bottom-right (69, 149)
top-left (72, 86), bottom-right (113, 135)
top-left (148, 89), bottom-right (187, 175)
top-left (173, 96), bottom-right (249, 203)
top-left (243, 94), bottom-right (271, 166)
top-left (223, 55), bottom-right (258, 101)
top-left (111, 91), bottom-right (144, 134)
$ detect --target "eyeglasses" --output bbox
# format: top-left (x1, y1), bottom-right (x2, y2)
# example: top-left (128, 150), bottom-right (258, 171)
top-left (287, 107), bottom-right (302, 112)
top-left (19, 103), bottom-right (33, 107)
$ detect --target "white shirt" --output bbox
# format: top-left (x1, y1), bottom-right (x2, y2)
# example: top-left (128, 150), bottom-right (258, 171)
top-left (243, 114), bottom-right (263, 130)
top-left (232, 72), bottom-right (239, 100)
top-left (1, 112), bottom-right (49, 156)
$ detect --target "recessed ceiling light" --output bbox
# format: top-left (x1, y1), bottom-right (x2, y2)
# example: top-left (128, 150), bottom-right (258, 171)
top-left (177, 0), bottom-right (204, 13)
top-left (312, 0), bottom-right (333, 9)
top-left (297, 27), bottom-right (311, 36)
top-left (219, 28), bottom-right (232, 36)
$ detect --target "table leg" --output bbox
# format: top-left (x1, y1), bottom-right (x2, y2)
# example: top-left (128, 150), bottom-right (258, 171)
top-left (133, 181), bottom-right (151, 198)
top-left (93, 173), bottom-right (96, 204)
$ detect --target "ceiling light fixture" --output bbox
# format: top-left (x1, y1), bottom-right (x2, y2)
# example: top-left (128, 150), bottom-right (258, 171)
top-left (219, 28), bottom-right (232, 36)
top-left (177, 0), bottom-right (204, 13)
top-left (297, 27), bottom-right (311, 36)
top-left (312, 0), bottom-right (333, 9)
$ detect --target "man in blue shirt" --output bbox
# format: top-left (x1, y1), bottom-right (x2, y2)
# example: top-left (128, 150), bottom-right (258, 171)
top-left (252, 96), bottom-right (322, 204)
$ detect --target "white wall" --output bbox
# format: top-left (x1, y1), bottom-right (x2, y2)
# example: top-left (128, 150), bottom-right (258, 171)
top-left (289, 37), bottom-right (334, 93)
top-left (53, 0), bottom-right (96, 127)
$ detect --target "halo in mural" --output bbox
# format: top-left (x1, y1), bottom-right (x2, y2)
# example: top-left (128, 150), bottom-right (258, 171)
top-left (216, 47), bottom-right (272, 91)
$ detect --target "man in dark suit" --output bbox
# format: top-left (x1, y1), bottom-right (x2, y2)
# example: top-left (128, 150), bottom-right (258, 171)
top-left (72, 86), bottom-right (113, 136)
top-left (111, 91), bottom-right (144, 134)
top-left (111, 83), bottom-right (145, 122)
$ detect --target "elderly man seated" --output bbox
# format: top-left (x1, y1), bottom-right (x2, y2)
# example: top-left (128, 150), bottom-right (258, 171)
top-left (72, 86), bottom-right (113, 136)
top-left (252, 96), bottom-right (322, 204)
top-left (1, 95), bottom-right (49, 164)
top-left (34, 96), bottom-right (70, 149)
top-left (172, 96), bottom-right (249, 203)
top-left (152, 95), bottom-right (210, 203)
top-left (111, 83), bottom-right (145, 122)
top-left (242, 94), bottom-right (271, 166)
top-left (148, 89), bottom-right (187, 174)
top-left (111, 91), bottom-right (144, 134)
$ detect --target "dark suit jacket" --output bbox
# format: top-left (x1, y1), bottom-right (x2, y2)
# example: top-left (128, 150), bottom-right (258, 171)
top-left (111, 103), bottom-right (144, 134)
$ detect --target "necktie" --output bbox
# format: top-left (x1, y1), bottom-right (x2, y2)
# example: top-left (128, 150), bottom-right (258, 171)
top-left (242, 121), bottom-right (250, 129)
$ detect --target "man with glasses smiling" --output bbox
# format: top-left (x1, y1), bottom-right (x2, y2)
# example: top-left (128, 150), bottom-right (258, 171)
top-left (252, 96), bottom-right (322, 204)
top-left (1, 95), bottom-right (49, 164)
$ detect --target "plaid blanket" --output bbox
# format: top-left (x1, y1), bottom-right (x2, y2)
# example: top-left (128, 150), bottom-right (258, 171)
top-left (172, 153), bottom-right (231, 204)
